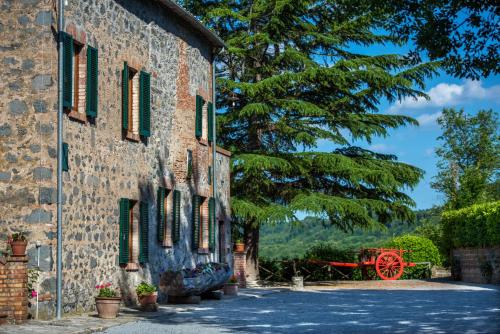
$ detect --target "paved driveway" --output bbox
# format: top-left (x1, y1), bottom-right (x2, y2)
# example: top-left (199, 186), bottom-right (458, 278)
top-left (101, 282), bottom-right (500, 334)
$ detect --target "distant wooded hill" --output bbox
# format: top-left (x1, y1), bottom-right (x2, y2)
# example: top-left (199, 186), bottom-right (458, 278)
top-left (259, 208), bottom-right (441, 259)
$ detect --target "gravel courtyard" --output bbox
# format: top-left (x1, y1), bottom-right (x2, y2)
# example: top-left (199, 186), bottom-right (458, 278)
top-left (100, 281), bottom-right (500, 334)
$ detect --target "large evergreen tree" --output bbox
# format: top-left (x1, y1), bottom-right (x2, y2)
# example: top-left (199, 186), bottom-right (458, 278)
top-left (184, 0), bottom-right (437, 280)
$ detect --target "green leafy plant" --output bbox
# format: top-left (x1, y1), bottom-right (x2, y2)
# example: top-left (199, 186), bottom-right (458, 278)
top-left (135, 281), bottom-right (157, 297)
top-left (10, 232), bottom-right (27, 242)
top-left (27, 268), bottom-right (40, 298)
top-left (95, 283), bottom-right (118, 298)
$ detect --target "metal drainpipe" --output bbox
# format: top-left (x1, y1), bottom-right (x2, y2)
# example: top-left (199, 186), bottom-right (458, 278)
top-left (212, 51), bottom-right (217, 258)
top-left (56, 0), bottom-right (65, 320)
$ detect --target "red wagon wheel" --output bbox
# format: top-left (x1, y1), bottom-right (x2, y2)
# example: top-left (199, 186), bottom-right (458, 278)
top-left (375, 251), bottom-right (404, 280)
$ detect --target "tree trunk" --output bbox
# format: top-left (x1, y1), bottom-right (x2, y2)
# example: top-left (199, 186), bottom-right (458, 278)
top-left (244, 223), bottom-right (260, 283)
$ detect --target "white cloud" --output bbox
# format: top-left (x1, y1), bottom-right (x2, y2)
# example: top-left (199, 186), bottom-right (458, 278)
top-left (417, 111), bottom-right (442, 126)
top-left (388, 80), bottom-right (500, 114)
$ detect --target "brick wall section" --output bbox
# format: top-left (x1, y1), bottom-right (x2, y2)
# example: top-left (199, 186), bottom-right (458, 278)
top-left (452, 247), bottom-right (500, 284)
top-left (233, 251), bottom-right (247, 288)
top-left (0, 256), bottom-right (29, 324)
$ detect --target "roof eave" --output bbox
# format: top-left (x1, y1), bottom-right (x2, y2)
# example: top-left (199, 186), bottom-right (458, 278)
top-left (156, 0), bottom-right (226, 50)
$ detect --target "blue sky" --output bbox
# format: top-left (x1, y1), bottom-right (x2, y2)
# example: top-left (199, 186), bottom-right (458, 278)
top-left (317, 70), bottom-right (500, 210)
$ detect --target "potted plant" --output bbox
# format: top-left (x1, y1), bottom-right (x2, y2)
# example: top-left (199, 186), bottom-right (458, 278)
top-left (8, 232), bottom-right (27, 256)
top-left (223, 275), bottom-right (239, 296)
top-left (136, 281), bottom-right (157, 307)
top-left (234, 238), bottom-right (245, 252)
top-left (95, 282), bottom-right (121, 319)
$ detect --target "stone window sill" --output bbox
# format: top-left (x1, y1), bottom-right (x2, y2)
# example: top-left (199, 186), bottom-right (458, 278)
top-left (67, 109), bottom-right (87, 123)
top-left (125, 263), bottom-right (140, 272)
top-left (198, 248), bottom-right (210, 254)
top-left (125, 131), bottom-right (140, 142)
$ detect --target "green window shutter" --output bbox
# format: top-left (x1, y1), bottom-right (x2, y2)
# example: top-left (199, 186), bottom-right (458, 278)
top-left (122, 62), bottom-right (129, 130)
top-left (157, 188), bottom-right (165, 243)
top-left (62, 32), bottom-right (73, 109)
top-left (85, 46), bottom-right (98, 118)
top-left (208, 197), bottom-right (216, 252)
top-left (139, 71), bottom-right (151, 137)
top-left (192, 195), bottom-right (200, 250)
top-left (186, 150), bottom-right (193, 179)
top-left (139, 201), bottom-right (149, 264)
top-left (195, 95), bottom-right (203, 138)
top-left (62, 142), bottom-right (69, 172)
top-left (208, 166), bottom-right (212, 185)
top-left (173, 190), bottom-right (181, 244)
top-left (119, 198), bottom-right (130, 265)
top-left (207, 102), bottom-right (214, 142)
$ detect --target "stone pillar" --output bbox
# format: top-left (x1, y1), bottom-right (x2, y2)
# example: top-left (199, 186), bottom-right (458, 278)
top-left (233, 251), bottom-right (246, 288)
top-left (0, 255), bottom-right (29, 324)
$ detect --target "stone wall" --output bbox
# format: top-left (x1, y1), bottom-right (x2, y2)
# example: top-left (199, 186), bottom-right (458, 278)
top-left (452, 247), bottom-right (500, 284)
top-left (0, 0), bottom-right (231, 317)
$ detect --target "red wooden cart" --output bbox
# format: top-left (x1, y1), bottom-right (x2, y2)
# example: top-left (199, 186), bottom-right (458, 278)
top-left (309, 248), bottom-right (416, 280)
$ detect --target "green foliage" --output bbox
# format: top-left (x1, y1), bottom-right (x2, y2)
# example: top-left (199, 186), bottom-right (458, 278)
top-left (27, 268), bottom-right (40, 298)
top-left (260, 209), bottom-right (441, 259)
top-left (380, 0), bottom-right (499, 79)
top-left (432, 108), bottom-right (499, 210)
top-left (97, 288), bottom-right (117, 298)
top-left (260, 243), bottom-right (359, 282)
top-left (304, 242), bottom-right (357, 262)
top-left (135, 281), bottom-right (157, 297)
top-left (385, 235), bottom-right (442, 279)
top-left (442, 201), bottom-right (500, 251)
top-left (10, 232), bottom-right (27, 242)
top-left (185, 0), bottom-right (437, 264)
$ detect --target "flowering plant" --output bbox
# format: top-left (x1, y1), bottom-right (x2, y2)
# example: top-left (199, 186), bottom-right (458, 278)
top-left (95, 282), bottom-right (118, 298)
top-left (227, 275), bottom-right (238, 284)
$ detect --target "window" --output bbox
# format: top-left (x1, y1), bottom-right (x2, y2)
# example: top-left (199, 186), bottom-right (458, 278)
top-left (195, 96), bottom-right (215, 142)
top-left (62, 32), bottom-right (98, 121)
top-left (86, 46), bottom-right (98, 118)
top-left (122, 62), bottom-right (151, 141)
top-left (192, 195), bottom-right (216, 254)
top-left (208, 166), bottom-right (212, 185)
top-left (119, 198), bottom-right (149, 270)
top-left (62, 33), bottom-right (83, 114)
top-left (62, 143), bottom-right (69, 172)
top-left (195, 95), bottom-right (204, 138)
top-left (157, 188), bottom-right (181, 247)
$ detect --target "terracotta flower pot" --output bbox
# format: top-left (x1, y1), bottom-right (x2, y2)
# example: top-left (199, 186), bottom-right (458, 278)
top-left (234, 243), bottom-right (245, 252)
top-left (138, 292), bottom-right (157, 306)
top-left (223, 283), bottom-right (238, 296)
top-left (95, 297), bottom-right (121, 319)
top-left (10, 240), bottom-right (27, 256)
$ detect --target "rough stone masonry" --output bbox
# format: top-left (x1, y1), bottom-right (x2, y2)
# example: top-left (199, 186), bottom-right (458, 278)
top-left (0, 0), bottom-right (231, 318)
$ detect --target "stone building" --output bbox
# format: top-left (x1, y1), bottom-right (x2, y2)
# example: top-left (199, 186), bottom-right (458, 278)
top-left (0, 0), bottom-right (231, 318)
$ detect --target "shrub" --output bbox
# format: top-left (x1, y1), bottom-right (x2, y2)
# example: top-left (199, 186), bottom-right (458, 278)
top-left (442, 201), bottom-right (500, 251)
top-left (135, 281), bottom-right (157, 297)
top-left (385, 235), bottom-right (442, 279)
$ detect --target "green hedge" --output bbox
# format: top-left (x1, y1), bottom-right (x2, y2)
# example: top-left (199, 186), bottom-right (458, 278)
top-left (385, 235), bottom-right (441, 279)
top-left (442, 201), bottom-right (500, 249)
